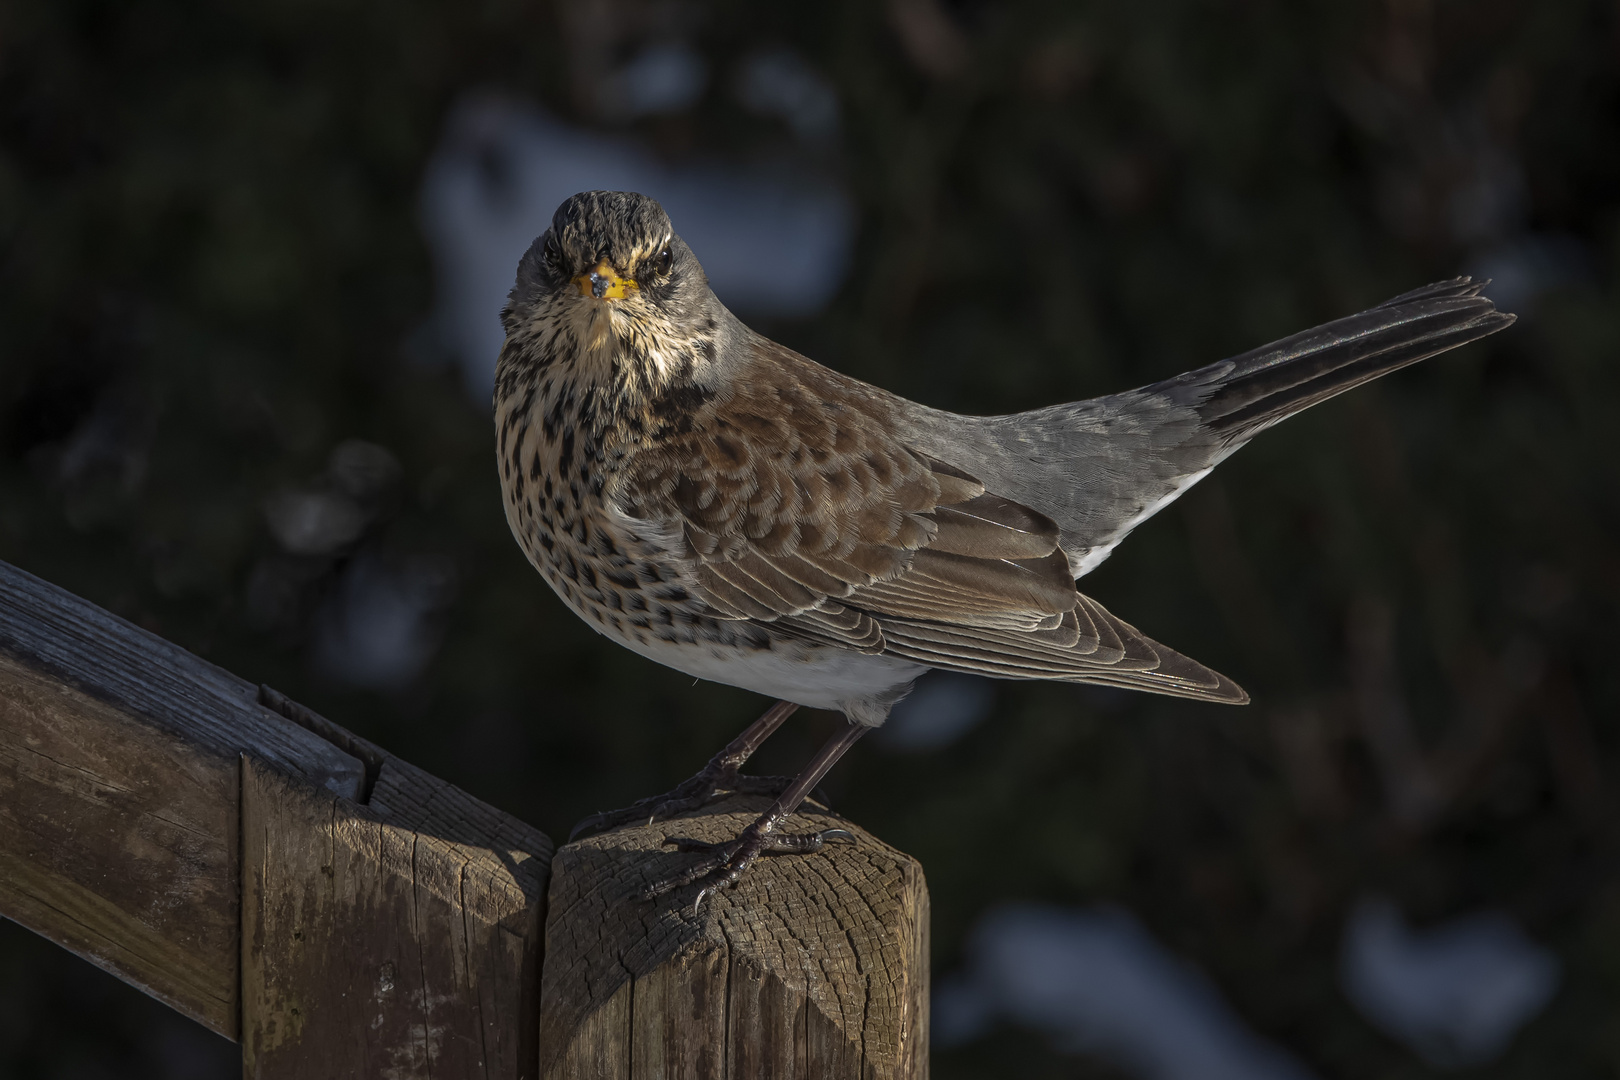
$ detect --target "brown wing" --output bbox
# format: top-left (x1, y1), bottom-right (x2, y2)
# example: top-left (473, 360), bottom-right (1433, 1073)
top-left (619, 340), bottom-right (1247, 705)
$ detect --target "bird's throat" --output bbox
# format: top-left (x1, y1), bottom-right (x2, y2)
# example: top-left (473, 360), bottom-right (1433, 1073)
top-left (585, 304), bottom-right (614, 354)
top-left (496, 291), bottom-right (716, 452)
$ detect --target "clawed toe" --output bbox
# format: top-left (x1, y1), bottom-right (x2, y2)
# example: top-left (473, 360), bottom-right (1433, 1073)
top-left (569, 771), bottom-right (831, 843)
top-left (641, 826), bottom-right (856, 911)
top-left (570, 793), bottom-right (696, 842)
top-left (661, 826), bottom-right (853, 857)
top-left (749, 827), bottom-right (855, 854)
top-left (574, 701), bottom-right (808, 844)
top-left (568, 772), bottom-right (731, 842)
top-left (582, 708), bottom-right (867, 914)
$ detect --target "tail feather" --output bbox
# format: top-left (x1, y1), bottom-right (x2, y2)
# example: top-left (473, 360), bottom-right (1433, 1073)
top-left (890, 276), bottom-right (1516, 576)
top-left (1156, 277), bottom-right (1515, 443)
top-left (1373, 277), bottom-right (1497, 306)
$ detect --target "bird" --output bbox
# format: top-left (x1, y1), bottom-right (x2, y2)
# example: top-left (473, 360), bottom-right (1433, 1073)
top-left (494, 189), bottom-right (1514, 905)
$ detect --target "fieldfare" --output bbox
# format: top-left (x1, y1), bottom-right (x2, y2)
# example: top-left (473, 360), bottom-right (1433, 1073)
top-left (494, 190), bottom-right (1514, 905)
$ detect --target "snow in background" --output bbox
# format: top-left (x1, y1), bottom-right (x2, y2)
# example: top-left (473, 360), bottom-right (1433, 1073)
top-left (1340, 895), bottom-right (1560, 1068)
top-left (932, 896), bottom-right (1560, 1076)
top-left (933, 903), bottom-right (1319, 1080)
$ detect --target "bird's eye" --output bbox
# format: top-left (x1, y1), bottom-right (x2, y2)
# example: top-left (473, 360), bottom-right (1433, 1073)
top-left (655, 246), bottom-right (673, 275)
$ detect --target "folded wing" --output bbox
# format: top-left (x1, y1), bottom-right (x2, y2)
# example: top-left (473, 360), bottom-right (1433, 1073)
top-left (619, 340), bottom-right (1248, 705)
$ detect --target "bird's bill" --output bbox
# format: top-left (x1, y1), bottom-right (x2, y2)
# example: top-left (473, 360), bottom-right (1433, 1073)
top-left (574, 258), bottom-right (637, 300)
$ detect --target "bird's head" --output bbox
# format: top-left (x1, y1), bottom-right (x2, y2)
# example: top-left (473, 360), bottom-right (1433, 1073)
top-left (501, 191), bottom-right (724, 392)
top-left (543, 190), bottom-right (680, 303)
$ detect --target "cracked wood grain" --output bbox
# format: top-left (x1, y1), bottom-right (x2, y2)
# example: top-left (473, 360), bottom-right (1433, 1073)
top-left (0, 558), bottom-right (553, 1075)
top-left (2, 555), bottom-right (928, 1075)
top-left (539, 796), bottom-right (929, 1080)
top-left (0, 562), bottom-right (368, 796)
top-left (241, 757), bottom-right (549, 1079)
top-left (0, 560), bottom-right (365, 1036)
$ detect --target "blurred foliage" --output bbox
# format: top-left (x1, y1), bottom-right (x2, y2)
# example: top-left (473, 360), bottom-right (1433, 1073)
top-left (3, 0), bottom-right (1619, 1076)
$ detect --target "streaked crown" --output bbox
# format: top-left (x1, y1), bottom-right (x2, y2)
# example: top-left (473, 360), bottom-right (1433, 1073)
top-left (550, 191), bottom-right (673, 276)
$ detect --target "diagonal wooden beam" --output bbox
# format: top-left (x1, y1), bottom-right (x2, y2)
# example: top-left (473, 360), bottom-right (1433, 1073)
top-left (0, 559), bottom-right (551, 1074)
top-left (0, 558), bottom-right (930, 1077)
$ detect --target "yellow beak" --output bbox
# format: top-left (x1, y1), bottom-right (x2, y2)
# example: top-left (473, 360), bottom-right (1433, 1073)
top-left (574, 258), bottom-right (637, 301)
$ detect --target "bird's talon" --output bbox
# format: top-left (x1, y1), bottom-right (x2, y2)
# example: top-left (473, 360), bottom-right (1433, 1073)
top-left (661, 834), bottom-right (710, 852)
top-left (568, 761), bottom-right (809, 842)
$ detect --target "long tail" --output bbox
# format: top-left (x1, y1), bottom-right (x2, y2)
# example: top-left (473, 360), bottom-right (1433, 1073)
top-left (1155, 277), bottom-right (1515, 444)
top-left (892, 276), bottom-right (1515, 575)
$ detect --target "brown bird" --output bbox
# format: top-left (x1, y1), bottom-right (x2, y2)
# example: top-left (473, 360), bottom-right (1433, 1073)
top-left (495, 190), bottom-right (1514, 905)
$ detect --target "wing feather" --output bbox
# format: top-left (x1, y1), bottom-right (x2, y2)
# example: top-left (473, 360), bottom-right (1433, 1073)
top-left (776, 602), bottom-right (885, 653)
top-left (617, 338), bottom-right (1247, 705)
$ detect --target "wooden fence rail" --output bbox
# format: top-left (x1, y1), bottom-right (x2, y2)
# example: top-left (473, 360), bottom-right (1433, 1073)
top-left (0, 559), bottom-right (928, 1079)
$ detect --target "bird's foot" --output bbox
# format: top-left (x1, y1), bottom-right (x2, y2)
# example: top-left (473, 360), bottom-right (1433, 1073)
top-left (642, 818), bottom-right (855, 912)
top-left (568, 768), bottom-right (802, 842)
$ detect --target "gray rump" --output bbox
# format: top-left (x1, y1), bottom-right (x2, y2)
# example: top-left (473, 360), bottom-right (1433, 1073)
top-left (891, 277), bottom-right (1513, 576)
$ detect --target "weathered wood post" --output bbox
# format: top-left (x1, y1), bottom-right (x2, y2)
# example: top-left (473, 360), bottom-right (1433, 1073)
top-left (239, 735), bottom-right (549, 1077)
top-left (0, 559), bottom-right (552, 1076)
top-left (0, 558), bottom-right (931, 1078)
top-left (540, 796), bottom-right (930, 1079)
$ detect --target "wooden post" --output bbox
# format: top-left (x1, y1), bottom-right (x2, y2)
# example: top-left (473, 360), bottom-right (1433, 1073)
top-left (0, 560), bottom-right (365, 1035)
top-left (539, 795), bottom-right (930, 1079)
top-left (0, 559), bottom-right (551, 1075)
top-left (241, 756), bottom-right (545, 1078)
top-left (0, 558), bottom-right (931, 1077)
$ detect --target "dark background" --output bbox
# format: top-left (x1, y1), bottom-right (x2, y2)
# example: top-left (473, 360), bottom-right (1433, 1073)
top-left (3, 0), bottom-right (1619, 1076)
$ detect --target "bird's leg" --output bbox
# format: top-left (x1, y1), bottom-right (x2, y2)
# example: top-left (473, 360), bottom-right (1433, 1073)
top-left (646, 720), bottom-right (868, 909)
top-left (569, 700), bottom-right (800, 841)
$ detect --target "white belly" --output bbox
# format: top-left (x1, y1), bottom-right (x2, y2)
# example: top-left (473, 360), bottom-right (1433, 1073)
top-left (608, 626), bottom-right (928, 727)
